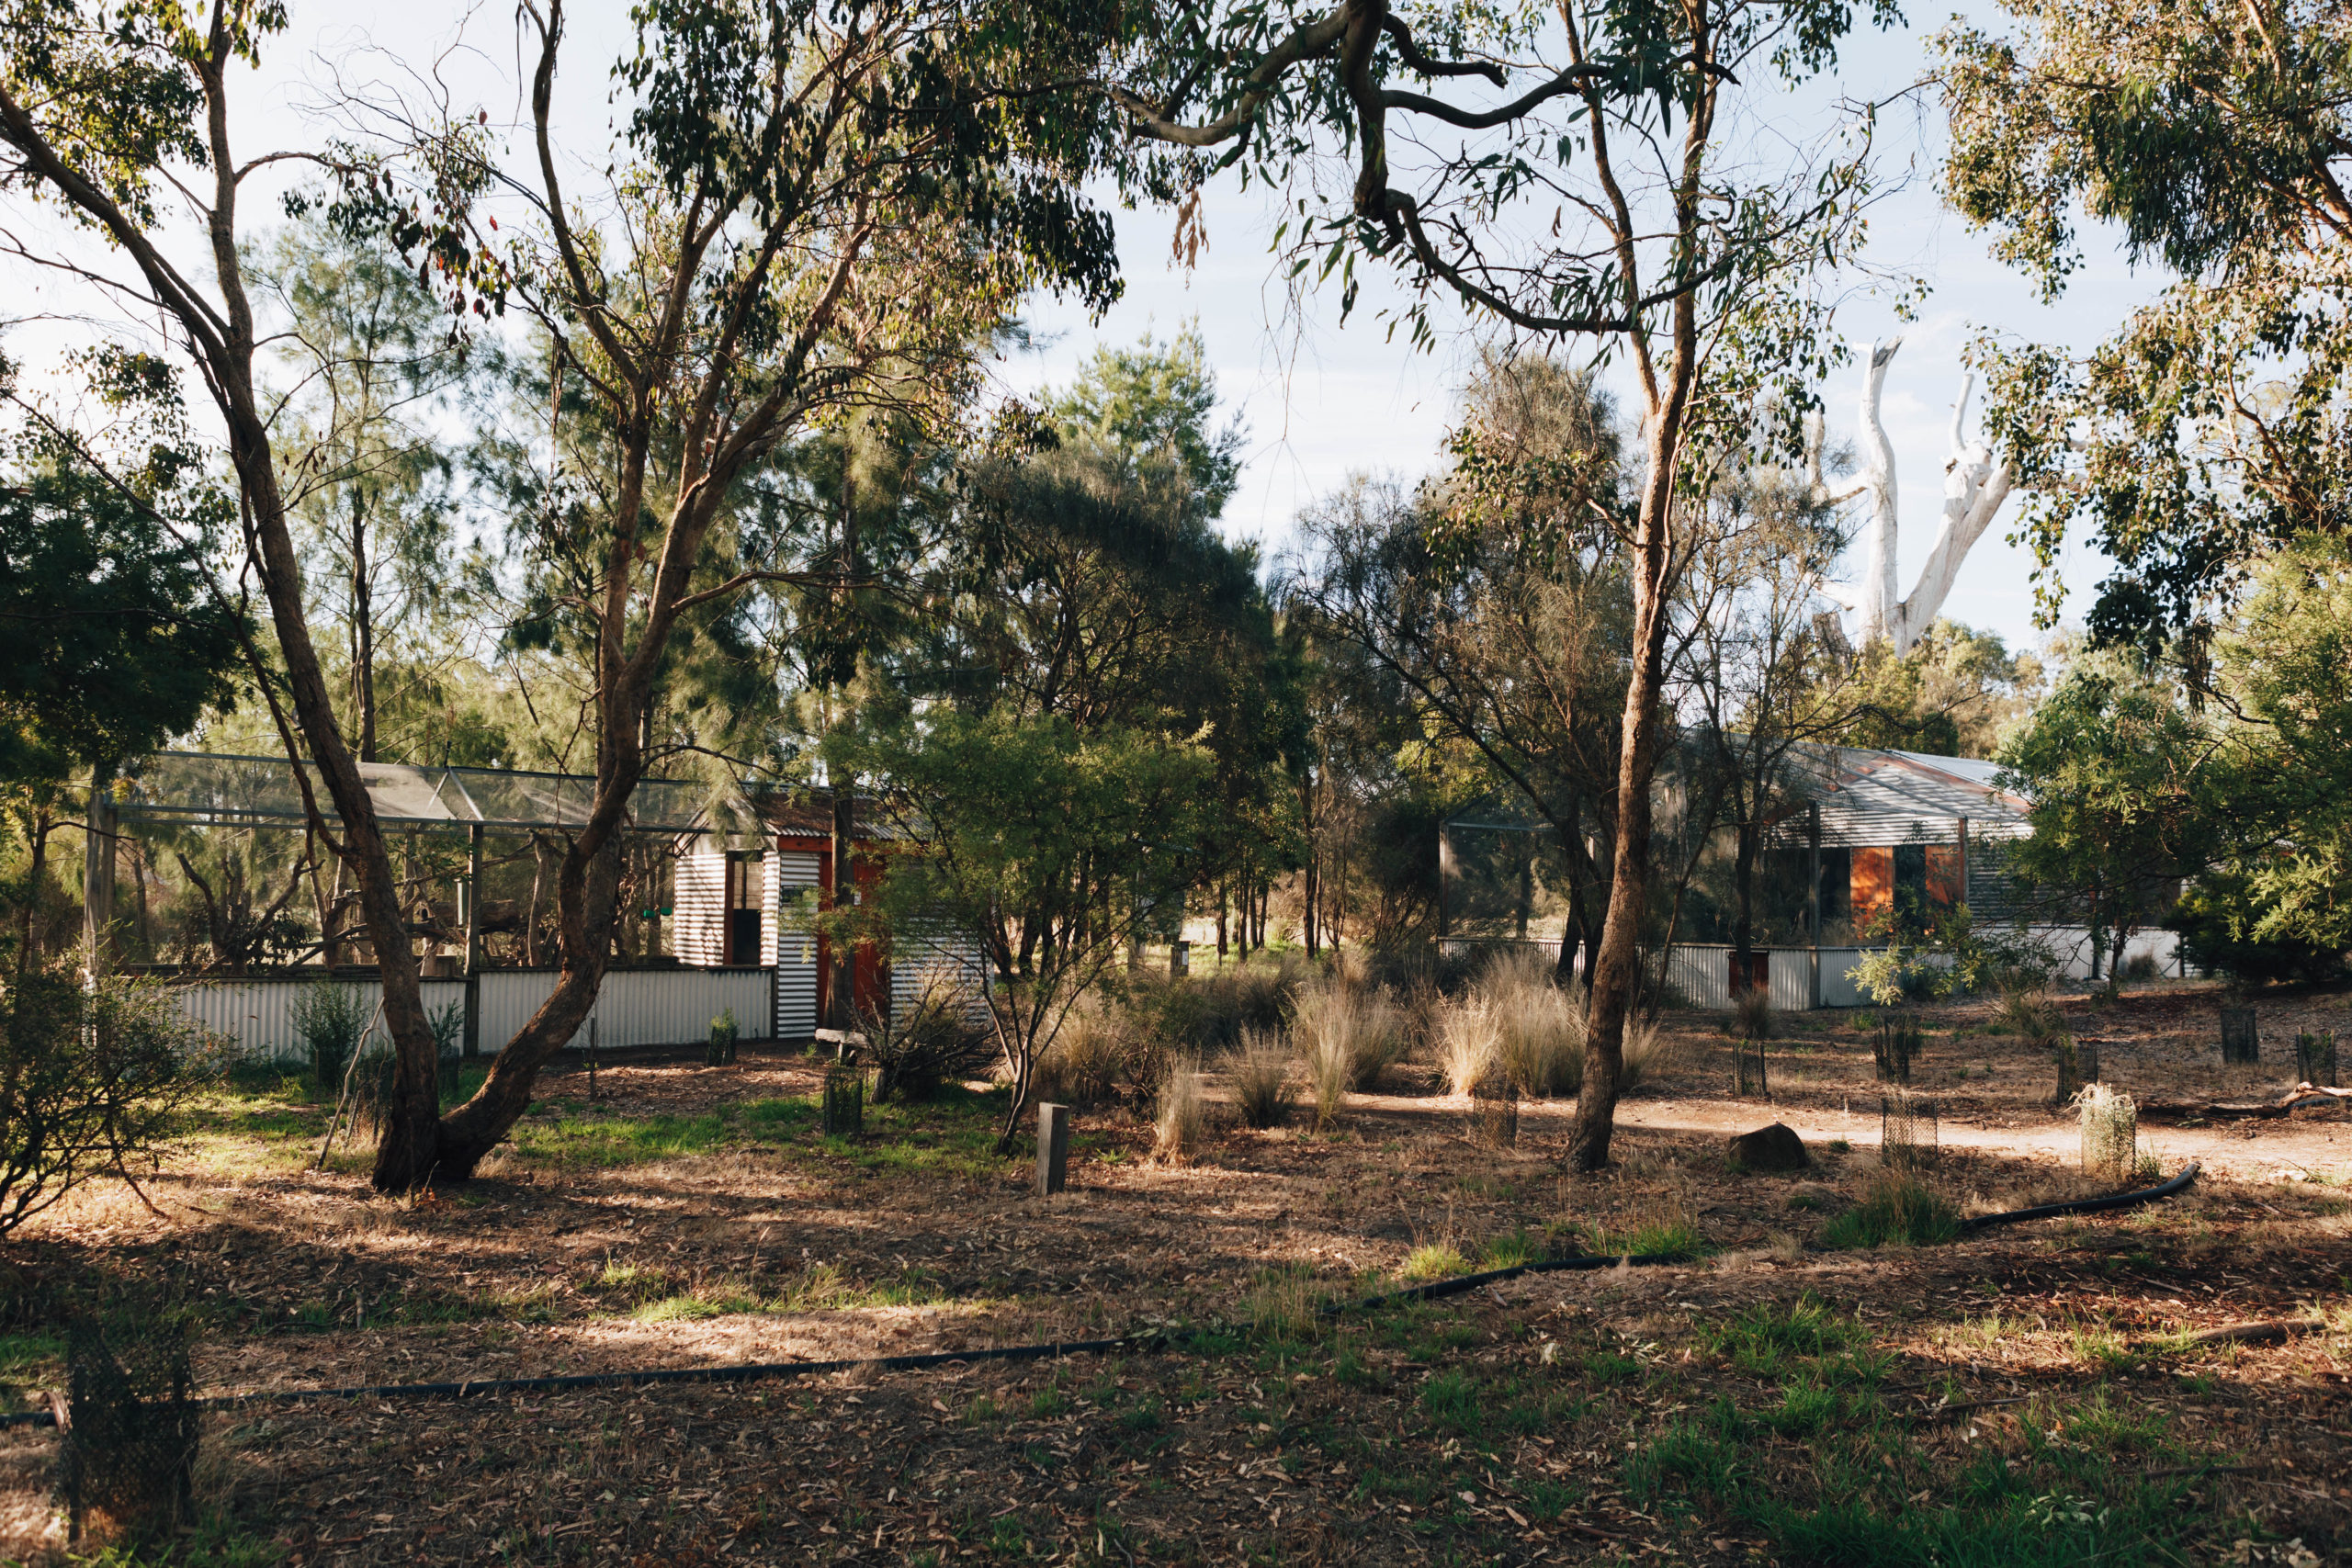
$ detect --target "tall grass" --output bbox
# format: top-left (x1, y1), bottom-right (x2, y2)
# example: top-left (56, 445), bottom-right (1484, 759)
top-left (1479, 946), bottom-right (1585, 1099)
top-left (1822, 1168), bottom-right (1961, 1249)
top-left (1153, 1058), bottom-right (1204, 1163)
top-left (1029, 999), bottom-right (1127, 1107)
top-left (1227, 1028), bottom-right (1295, 1130)
top-left (1438, 995), bottom-right (1502, 1098)
top-left (1292, 982), bottom-right (1405, 1090)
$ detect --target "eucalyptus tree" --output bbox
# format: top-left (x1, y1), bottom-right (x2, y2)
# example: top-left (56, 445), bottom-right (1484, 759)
top-left (1105, 0), bottom-right (1896, 1166)
top-left (1941, 0), bottom-right (2352, 647)
top-left (0, 0), bottom-right (1124, 1190)
top-left (1293, 357), bottom-right (1629, 987)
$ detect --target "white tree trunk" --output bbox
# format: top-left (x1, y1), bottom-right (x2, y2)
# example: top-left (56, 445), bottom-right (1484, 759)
top-left (1847, 340), bottom-right (2018, 656)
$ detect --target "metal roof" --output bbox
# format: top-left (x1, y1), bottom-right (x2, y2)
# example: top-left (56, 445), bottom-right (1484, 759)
top-left (115, 751), bottom-right (718, 833)
top-left (1780, 745), bottom-right (2031, 848)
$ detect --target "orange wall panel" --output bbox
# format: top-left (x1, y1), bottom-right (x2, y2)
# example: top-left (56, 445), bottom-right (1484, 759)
top-left (1851, 846), bottom-right (1894, 924)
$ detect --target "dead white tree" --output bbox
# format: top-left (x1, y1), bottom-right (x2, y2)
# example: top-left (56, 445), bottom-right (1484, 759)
top-left (1815, 338), bottom-right (2018, 653)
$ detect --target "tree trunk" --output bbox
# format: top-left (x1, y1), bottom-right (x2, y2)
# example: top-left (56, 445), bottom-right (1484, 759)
top-left (1571, 386), bottom-right (1688, 1169)
top-left (831, 784), bottom-right (856, 1028)
top-left (350, 489), bottom-right (377, 764)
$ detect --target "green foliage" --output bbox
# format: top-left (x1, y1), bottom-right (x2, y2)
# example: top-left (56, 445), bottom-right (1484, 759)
top-left (290, 985), bottom-right (369, 1092)
top-left (1940, 0), bottom-right (2352, 639)
top-left (1822, 1171), bottom-right (1962, 1250)
top-left (833, 702), bottom-right (1224, 1147)
top-left (0, 418), bottom-right (244, 782)
top-left (0, 967), bottom-right (228, 1235)
top-left (1992, 654), bottom-right (2214, 981)
top-left (1823, 622), bottom-right (2044, 760)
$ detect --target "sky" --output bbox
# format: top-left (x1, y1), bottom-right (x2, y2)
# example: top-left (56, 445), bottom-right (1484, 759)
top-left (14, 1), bottom-right (2167, 660)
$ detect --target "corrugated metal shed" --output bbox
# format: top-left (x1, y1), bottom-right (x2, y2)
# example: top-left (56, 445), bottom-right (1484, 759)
top-left (1776, 745), bottom-right (2032, 849)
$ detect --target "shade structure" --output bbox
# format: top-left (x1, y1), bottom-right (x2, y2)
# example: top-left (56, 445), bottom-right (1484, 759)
top-left (111, 751), bottom-right (719, 833)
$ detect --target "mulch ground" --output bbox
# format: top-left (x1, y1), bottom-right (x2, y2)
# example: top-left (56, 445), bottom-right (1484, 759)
top-left (4, 975), bottom-right (2352, 1563)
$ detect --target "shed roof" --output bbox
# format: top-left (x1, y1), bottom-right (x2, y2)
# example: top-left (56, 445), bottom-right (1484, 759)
top-left (116, 751), bottom-right (717, 833)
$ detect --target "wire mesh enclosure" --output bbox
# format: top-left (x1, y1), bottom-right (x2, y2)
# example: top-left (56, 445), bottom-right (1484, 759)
top-left (1735, 1040), bottom-right (1770, 1098)
top-left (57, 1311), bottom-right (198, 1548)
top-left (2295, 1031), bottom-right (2338, 1088)
top-left (2079, 1084), bottom-right (2139, 1183)
top-left (1466, 1077), bottom-right (1519, 1150)
top-left (1881, 1091), bottom-right (1939, 1170)
top-left (2220, 1007), bottom-right (2260, 1065)
top-left (821, 1066), bottom-right (865, 1135)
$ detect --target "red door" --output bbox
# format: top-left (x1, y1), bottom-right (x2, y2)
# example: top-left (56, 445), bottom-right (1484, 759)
top-left (815, 852), bottom-right (888, 1024)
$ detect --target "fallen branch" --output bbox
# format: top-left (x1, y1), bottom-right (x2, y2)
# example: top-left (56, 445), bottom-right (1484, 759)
top-left (2177, 1317), bottom-right (2328, 1347)
top-left (2139, 1086), bottom-right (2352, 1122)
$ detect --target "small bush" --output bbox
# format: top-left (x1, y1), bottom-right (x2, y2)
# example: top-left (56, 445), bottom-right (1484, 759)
top-left (1619, 1015), bottom-right (1680, 1089)
top-left (1227, 1027), bottom-right (1295, 1130)
top-left (1822, 1169), bottom-right (1962, 1249)
top-left (1733, 988), bottom-right (1775, 1042)
top-left (1031, 1000), bottom-right (1127, 1107)
top-left (861, 985), bottom-right (991, 1102)
top-left (291, 982), bottom-right (368, 1090)
top-left (1153, 1058), bottom-right (1204, 1163)
top-left (1301, 1018), bottom-right (1351, 1128)
top-left (0, 969), bottom-right (228, 1236)
top-left (1292, 981), bottom-right (1404, 1091)
top-left (1996, 979), bottom-right (2063, 1048)
top-left (1400, 1242), bottom-right (1469, 1280)
top-left (2120, 952), bottom-right (2158, 981)
top-left (2077, 1082), bottom-right (2138, 1182)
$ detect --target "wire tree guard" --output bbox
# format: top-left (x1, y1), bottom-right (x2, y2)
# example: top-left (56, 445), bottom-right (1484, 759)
top-left (1881, 1090), bottom-right (1939, 1170)
top-left (2078, 1084), bottom-right (2140, 1183)
top-left (1467, 1075), bottom-right (1519, 1150)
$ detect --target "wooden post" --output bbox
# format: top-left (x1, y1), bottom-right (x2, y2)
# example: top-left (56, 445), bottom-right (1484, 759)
top-left (1805, 801), bottom-right (1822, 1011)
top-left (462, 823), bottom-right (482, 1057)
top-left (82, 772), bottom-right (115, 976)
top-left (1035, 1102), bottom-right (1070, 1196)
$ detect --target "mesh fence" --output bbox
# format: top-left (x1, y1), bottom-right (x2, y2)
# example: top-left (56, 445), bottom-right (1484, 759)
top-left (56, 1307), bottom-right (197, 1548)
top-left (2296, 1031), bottom-right (2338, 1088)
top-left (1881, 1091), bottom-right (1939, 1170)
top-left (1735, 1041), bottom-right (1770, 1098)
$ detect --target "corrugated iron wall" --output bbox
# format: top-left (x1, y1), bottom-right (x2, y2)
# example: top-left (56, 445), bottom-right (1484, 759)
top-left (175, 969), bottom-right (775, 1062)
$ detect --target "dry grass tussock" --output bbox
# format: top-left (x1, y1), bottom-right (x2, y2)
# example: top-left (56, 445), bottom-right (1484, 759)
top-left (1027, 1000), bottom-right (1128, 1106)
top-left (1438, 995), bottom-right (1503, 1098)
top-left (1227, 1028), bottom-right (1295, 1130)
top-left (1154, 1058), bottom-right (1204, 1163)
top-left (1291, 982), bottom-right (1405, 1091)
top-left (1478, 946), bottom-right (1585, 1099)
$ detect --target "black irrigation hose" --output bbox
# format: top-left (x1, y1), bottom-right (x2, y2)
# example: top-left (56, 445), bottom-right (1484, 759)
top-left (0, 1163), bottom-right (2205, 1433)
top-left (1957, 1160), bottom-right (2201, 1233)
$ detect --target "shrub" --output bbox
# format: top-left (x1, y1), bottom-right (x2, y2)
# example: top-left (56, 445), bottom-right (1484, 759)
top-left (2120, 952), bottom-right (2158, 981)
top-left (1821, 1169), bottom-right (1961, 1249)
top-left (1301, 1018), bottom-right (1351, 1128)
top-left (1153, 1058), bottom-right (1204, 1162)
top-left (290, 982), bottom-right (368, 1090)
top-left (1996, 978), bottom-right (2063, 1047)
top-left (1227, 1027), bottom-right (1295, 1130)
top-left (1733, 987), bottom-right (1775, 1043)
top-left (2077, 1082), bottom-right (2138, 1182)
top-left (0, 968), bottom-right (227, 1237)
top-left (1479, 946), bottom-right (1585, 1099)
top-left (1030, 999), bottom-right (1128, 1107)
top-left (862, 985), bottom-right (992, 1102)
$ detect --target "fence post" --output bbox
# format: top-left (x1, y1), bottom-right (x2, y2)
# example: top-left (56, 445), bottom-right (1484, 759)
top-left (82, 771), bottom-right (116, 976)
top-left (1035, 1102), bottom-right (1070, 1196)
top-left (462, 823), bottom-right (482, 1057)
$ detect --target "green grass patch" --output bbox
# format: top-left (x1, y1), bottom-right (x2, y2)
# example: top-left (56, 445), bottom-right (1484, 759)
top-left (1823, 1171), bottom-right (1962, 1249)
top-left (1399, 1243), bottom-right (1470, 1280)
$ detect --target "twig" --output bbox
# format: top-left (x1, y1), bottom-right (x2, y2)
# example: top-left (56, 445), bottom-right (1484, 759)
top-left (1909, 1395), bottom-right (2030, 1423)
